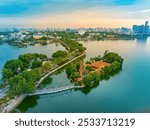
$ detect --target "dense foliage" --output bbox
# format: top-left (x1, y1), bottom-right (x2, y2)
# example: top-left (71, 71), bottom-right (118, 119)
top-left (52, 50), bottom-right (68, 58)
top-left (2, 53), bottom-right (51, 98)
top-left (66, 63), bottom-right (80, 82)
top-left (1, 37), bottom-right (86, 98)
top-left (18, 53), bottom-right (48, 69)
top-left (83, 72), bottom-right (100, 87)
top-left (2, 60), bottom-right (23, 81)
top-left (61, 38), bottom-right (86, 53)
top-left (102, 52), bottom-right (123, 64)
top-left (66, 51), bottom-right (123, 88)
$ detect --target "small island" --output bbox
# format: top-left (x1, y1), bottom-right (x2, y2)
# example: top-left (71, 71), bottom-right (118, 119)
top-left (66, 51), bottom-right (123, 87)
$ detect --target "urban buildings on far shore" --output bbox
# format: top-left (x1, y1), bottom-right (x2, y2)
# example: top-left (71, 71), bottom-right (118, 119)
top-left (0, 21), bottom-right (150, 41)
top-left (132, 21), bottom-right (150, 36)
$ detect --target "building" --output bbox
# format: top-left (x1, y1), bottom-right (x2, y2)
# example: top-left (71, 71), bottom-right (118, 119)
top-left (78, 29), bottom-right (86, 35)
top-left (33, 34), bottom-right (46, 39)
top-left (77, 61), bottom-right (110, 82)
top-left (144, 21), bottom-right (149, 35)
top-left (132, 21), bottom-right (149, 36)
top-left (90, 61), bottom-right (110, 72)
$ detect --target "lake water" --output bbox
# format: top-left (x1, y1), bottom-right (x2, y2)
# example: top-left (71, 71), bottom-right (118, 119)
top-left (1, 38), bottom-right (150, 113)
top-left (0, 43), bottom-right (65, 80)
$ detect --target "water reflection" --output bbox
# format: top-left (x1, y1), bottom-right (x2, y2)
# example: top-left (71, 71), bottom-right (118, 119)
top-left (16, 96), bottom-right (40, 113)
top-left (79, 68), bottom-right (122, 95)
top-left (80, 82), bottom-right (100, 95)
top-left (136, 36), bottom-right (148, 45)
top-left (39, 77), bottom-right (53, 88)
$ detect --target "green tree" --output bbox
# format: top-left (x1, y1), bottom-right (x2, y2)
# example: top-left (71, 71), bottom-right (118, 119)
top-left (103, 66), bottom-right (112, 74)
top-left (66, 65), bottom-right (77, 77)
top-left (21, 68), bottom-right (42, 82)
top-left (103, 52), bottom-right (123, 63)
top-left (83, 74), bottom-right (93, 87)
top-left (83, 72), bottom-right (100, 87)
top-left (8, 75), bottom-right (36, 97)
top-left (41, 62), bottom-right (52, 73)
top-left (52, 50), bottom-right (68, 58)
top-left (33, 53), bottom-right (47, 60)
top-left (18, 53), bottom-right (47, 68)
top-left (18, 53), bottom-right (33, 68)
top-left (99, 69), bottom-right (106, 79)
top-left (70, 72), bottom-right (80, 81)
top-left (91, 72), bottom-right (100, 82)
top-left (85, 66), bottom-right (93, 72)
top-left (2, 60), bottom-right (23, 80)
top-left (111, 61), bottom-right (122, 70)
top-left (32, 60), bottom-right (42, 69)
top-left (2, 68), bottom-right (13, 81)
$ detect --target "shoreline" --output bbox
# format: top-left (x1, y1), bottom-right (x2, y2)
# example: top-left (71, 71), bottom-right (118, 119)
top-left (0, 52), bottom-right (85, 113)
top-left (0, 95), bottom-right (26, 113)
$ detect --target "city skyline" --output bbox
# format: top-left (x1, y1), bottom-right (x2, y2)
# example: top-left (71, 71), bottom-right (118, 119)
top-left (0, 0), bottom-right (150, 28)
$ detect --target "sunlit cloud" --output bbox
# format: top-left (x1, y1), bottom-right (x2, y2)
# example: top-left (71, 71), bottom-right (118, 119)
top-left (139, 9), bottom-right (150, 13)
top-left (0, 0), bottom-right (149, 27)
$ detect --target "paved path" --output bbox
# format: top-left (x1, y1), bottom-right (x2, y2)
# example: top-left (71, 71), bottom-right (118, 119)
top-left (0, 95), bottom-right (26, 113)
top-left (0, 87), bottom-right (9, 98)
top-left (36, 52), bottom-right (85, 87)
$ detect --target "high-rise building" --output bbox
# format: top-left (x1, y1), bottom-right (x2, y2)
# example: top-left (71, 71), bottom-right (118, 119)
top-left (144, 21), bottom-right (149, 35)
top-left (133, 25), bottom-right (139, 33)
top-left (132, 21), bottom-right (149, 36)
top-left (145, 21), bottom-right (149, 26)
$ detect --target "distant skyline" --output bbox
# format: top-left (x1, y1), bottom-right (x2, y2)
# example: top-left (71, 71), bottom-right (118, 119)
top-left (0, 0), bottom-right (150, 28)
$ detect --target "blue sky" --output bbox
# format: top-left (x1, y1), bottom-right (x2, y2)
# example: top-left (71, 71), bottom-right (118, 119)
top-left (0, 0), bottom-right (150, 27)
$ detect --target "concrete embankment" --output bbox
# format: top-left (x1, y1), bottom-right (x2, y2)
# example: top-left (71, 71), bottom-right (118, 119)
top-left (1, 95), bottom-right (26, 113)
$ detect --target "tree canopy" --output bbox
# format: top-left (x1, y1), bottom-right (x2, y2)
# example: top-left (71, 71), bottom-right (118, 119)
top-left (2, 59), bottom-right (23, 81)
top-left (102, 52), bottom-right (123, 63)
top-left (52, 50), bottom-right (68, 58)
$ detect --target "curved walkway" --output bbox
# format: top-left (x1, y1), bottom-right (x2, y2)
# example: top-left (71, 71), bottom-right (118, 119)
top-left (36, 52), bottom-right (85, 87)
top-left (29, 84), bottom-right (84, 96)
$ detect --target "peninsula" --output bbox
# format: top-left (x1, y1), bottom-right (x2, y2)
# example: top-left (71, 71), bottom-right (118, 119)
top-left (0, 38), bottom-right (86, 112)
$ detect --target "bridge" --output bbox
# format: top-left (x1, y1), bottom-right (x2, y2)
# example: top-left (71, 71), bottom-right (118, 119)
top-left (29, 84), bottom-right (84, 96)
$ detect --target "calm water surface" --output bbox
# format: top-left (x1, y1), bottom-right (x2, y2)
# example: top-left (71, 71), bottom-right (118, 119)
top-left (0, 43), bottom-right (65, 79)
top-left (1, 39), bottom-right (150, 113)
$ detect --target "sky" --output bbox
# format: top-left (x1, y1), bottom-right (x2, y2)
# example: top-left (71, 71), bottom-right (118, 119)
top-left (0, 0), bottom-right (150, 28)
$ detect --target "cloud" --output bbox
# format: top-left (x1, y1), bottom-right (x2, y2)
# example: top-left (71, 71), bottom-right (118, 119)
top-left (139, 9), bottom-right (150, 13)
top-left (0, 0), bottom-right (138, 16)
top-left (0, 0), bottom-right (149, 27)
